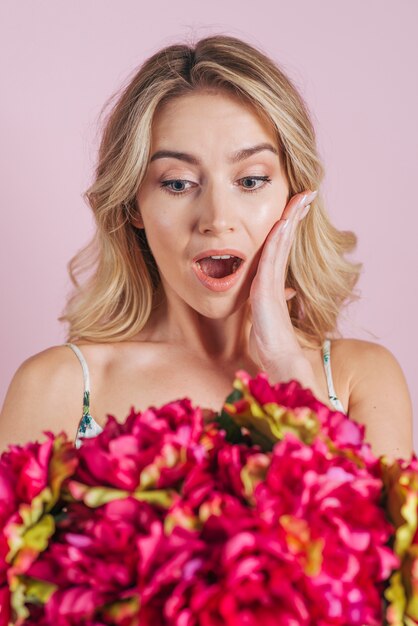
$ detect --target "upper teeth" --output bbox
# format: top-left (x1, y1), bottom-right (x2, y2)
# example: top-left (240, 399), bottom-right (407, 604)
top-left (209, 254), bottom-right (234, 259)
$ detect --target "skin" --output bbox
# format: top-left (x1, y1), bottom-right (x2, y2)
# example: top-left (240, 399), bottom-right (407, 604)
top-left (132, 89), bottom-right (315, 387)
top-left (133, 92), bottom-right (328, 401)
top-left (0, 89), bottom-right (413, 461)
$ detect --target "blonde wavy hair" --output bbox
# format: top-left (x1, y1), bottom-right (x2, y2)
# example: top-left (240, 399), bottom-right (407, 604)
top-left (59, 34), bottom-right (363, 350)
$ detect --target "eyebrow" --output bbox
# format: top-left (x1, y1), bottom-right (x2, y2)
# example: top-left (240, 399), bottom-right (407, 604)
top-left (149, 142), bottom-right (279, 165)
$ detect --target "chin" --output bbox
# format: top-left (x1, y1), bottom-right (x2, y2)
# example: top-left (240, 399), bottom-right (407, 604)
top-left (191, 294), bottom-right (249, 319)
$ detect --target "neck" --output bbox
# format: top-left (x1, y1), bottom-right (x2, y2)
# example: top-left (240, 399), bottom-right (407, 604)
top-left (144, 289), bottom-right (253, 364)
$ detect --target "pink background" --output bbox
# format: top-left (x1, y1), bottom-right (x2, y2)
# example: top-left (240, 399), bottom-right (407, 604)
top-left (1, 1), bottom-right (417, 450)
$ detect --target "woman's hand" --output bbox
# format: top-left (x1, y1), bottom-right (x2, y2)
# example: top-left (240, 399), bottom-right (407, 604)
top-left (248, 189), bottom-right (321, 388)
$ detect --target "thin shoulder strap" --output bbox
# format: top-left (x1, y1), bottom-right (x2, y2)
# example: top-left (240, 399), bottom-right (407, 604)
top-left (322, 338), bottom-right (342, 408)
top-left (65, 343), bottom-right (91, 415)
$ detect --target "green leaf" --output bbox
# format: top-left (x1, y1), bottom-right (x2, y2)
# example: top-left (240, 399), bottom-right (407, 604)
top-left (215, 411), bottom-right (245, 443)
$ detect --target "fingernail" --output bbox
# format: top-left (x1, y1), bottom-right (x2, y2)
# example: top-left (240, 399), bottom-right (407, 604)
top-left (305, 190), bottom-right (318, 204)
top-left (299, 204), bottom-right (311, 220)
top-left (298, 189), bottom-right (318, 209)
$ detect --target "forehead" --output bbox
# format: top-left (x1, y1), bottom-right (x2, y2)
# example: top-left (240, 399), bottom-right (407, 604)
top-left (151, 90), bottom-right (278, 145)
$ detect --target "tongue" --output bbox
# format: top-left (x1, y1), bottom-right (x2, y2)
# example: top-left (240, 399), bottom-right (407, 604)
top-left (199, 257), bottom-right (237, 278)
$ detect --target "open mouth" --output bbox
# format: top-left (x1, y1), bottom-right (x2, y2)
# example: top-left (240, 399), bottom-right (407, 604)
top-left (195, 256), bottom-right (244, 278)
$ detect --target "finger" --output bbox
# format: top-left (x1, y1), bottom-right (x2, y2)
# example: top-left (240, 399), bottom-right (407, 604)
top-left (260, 210), bottom-right (296, 271)
top-left (282, 189), bottom-right (318, 222)
top-left (265, 189), bottom-right (318, 263)
top-left (269, 189), bottom-right (317, 247)
top-left (253, 190), bottom-right (318, 289)
top-left (299, 203), bottom-right (311, 221)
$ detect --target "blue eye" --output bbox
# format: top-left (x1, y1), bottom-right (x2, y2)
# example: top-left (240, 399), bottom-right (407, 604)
top-left (240, 176), bottom-right (272, 192)
top-left (160, 176), bottom-right (272, 197)
top-left (161, 179), bottom-right (191, 193)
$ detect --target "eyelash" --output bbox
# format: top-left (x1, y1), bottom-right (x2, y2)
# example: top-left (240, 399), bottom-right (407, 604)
top-left (160, 175), bottom-right (272, 197)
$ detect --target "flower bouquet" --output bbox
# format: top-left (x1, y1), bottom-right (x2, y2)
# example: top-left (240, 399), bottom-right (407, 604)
top-left (0, 369), bottom-right (417, 626)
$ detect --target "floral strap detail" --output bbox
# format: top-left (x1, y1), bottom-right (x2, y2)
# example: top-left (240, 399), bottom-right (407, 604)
top-left (77, 389), bottom-right (93, 435)
top-left (64, 343), bottom-right (102, 446)
top-left (322, 339), bottom-right (346, 413)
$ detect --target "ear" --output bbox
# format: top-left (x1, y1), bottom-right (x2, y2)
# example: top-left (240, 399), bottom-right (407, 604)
top-left (126, 201), bottom-right (145, 229)
top-left (131, 213), bottom-right (145, 229)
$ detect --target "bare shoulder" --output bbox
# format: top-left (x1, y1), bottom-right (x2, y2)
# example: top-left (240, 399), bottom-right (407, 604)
top-left (0, 345), bottom-right (85, 452)
top-left (332, 338), bottom-right (413, 459)
top-left (330, 337), bottom-right (409, 389)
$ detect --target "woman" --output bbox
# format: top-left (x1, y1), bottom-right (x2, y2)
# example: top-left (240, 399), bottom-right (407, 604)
top-left (0, 35), bottom-right (413, 459)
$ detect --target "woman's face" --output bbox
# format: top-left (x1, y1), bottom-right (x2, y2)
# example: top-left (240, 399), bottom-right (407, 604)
top-left (134, 90), bottom-right (290, 318)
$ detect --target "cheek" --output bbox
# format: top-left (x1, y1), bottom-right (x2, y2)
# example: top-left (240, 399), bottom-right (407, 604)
top-left (253, 203), bottom-right (285, 242)
top-left (249, 206), bottom-right (285, 266)
top-left (145, 225), bottom-right (173, 262)
top-left (251, 188), bottom-right (287, 223)
top-left (142, 214), bottom-right (188, 273)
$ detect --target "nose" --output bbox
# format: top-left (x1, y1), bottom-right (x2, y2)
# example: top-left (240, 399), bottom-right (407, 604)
top-left (197, 184), bottom-right (237, 235)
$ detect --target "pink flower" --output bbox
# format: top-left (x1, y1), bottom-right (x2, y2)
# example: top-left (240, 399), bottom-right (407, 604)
top-left (223, 370), bottom-right (379, 472)
top-left (0, 433), bottom-right (77, 626)
top-left (1, 371), bottom-right (406, 625)
top-left (23, 497), bottom-right (160, 624)
top-left (141, 494), bottom-right (312, 626)
top-left (74, 400), bottom-right (206, 492)
top-left (252, 433), bottom-right (399, 625)
top-left (381, 454), bottom-right (418, 624)
top-left (0, 586), bottom-right (11, 626)
top-left (0, 436), bottom-right (52, 513)
top-left (180, 430), bottom-right (260, 511)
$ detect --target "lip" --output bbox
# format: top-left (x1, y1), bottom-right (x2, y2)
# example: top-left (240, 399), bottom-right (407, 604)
top-left (192, 249), bottom-right (247, 263)
top-left (192, 257), bottom-right (246, 292)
